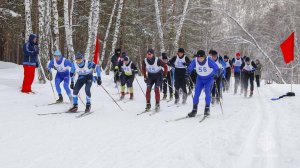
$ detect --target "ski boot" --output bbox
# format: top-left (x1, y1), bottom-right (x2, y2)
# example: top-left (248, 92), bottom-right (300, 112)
top-left (56, 94), bottom-right (63, 103)
top-left (130, 93), bottom-right (134, 100)
top-left (182, 92), bottom-right (187, 104)
top-left (204, 105), bottom-right (210, 116)
top-left (249, 91), bottom-right (253, 97)
top-left (188, 104), bottom-right (198, 117)
top-left (162, 94), bottom-right (167, 100)
top-left (68, 104), bottom-right (78, 113)
top-left (155, 103), bottom-right (160, 112)
top-left (145, 103), bottom-right (151, 112)
top-left (120, 92), bottom-right (125, 100)
top-left (85, 103), bottom-right (91, 113)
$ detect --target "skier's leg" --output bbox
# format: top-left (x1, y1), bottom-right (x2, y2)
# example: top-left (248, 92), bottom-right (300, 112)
top-left (55, 74), bottom-right (63, 96)
top-left (174, 75), bottom-right (180, 100)
top-left (193, 78), bottom-right (203, 105)
top-left (146, 78), bottom-right (155, 103)
top-left (154, 76), bottom-right (162, 104)
top-left (250, 74), bottom-right (254, 92)
top-left (127, 75), bottom-right (134, 99)
top-left (21, 65), bottom-right (30, 92)
top-left (84, 75), bottom-right (93, 105)
top-left (28, 66), bottom-right (35, 91)
top-left (72, 78), bottom-right (85, 105)
top-left (204, 78), bottom-right (214, 106)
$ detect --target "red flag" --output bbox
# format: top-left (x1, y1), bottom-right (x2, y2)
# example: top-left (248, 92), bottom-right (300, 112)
top-left (93, 35), bottom-right (100, 64)
top-left (280, 32), bottom-right (294, 64)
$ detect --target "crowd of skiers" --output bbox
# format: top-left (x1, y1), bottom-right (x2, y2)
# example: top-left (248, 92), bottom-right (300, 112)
top-left (21, 34), bottom-right (263, 117)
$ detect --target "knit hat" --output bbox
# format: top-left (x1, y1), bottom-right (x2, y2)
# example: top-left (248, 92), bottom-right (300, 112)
top-left (196, 50), bottom-right (206, 57)
top-left (123, 56), bottom-right (129, 61)
top-left (75, 52), bottom-right (83, 60)
top-left (245, 57), bottom-right (250, 62)
top-left (178, 48), bottom-right (185, 53)
top-left (53, 50), bottom-right (62, 57)
top-left (147, 48), bottom-right (154, 54)
top-left (224, 55), bottom-right (229, 59)
top-left (236, 52), bottom-right (241, 57)
top-left (162, 53), bottom-right (168, 59)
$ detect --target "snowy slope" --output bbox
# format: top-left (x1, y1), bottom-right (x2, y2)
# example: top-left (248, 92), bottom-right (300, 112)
top-left (0, 61), bottom-right (299, 168)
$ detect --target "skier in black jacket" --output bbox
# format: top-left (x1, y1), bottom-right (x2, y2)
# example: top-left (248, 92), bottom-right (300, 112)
top-left (241, 57), bottom-right (257, 97)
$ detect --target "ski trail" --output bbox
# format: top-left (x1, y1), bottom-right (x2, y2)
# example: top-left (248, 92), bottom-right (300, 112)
top-left (234, 86), bottom-right (279, 168)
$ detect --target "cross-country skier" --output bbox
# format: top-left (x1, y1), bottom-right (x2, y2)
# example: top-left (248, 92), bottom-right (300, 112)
top-left (232, 52), bottom-right (244, 94)
top-left (68, 52), bottom-right (102, 113)
top-left (168, 48), bottom-right (191, 104)
top-left (47, 49), bottom-right (74, 103)
top-left (142, 49), bottom-right (168, 112)
top-left (241, 57), bottom-right (257, 97)
top-left (111, 48), bottom-right (122, 84)
top-left (186, 50), bottom-right (219, 117)
top-left (211, 50), bottom-right (226, 104)
top-left (161, 53), bottom-right (173, 100)
top-left (255, 59), bottom-right (262, 87)
top-left (118, 55), bottom-right (138, 100)
top-left (223, 55), bottom-right (232, 92)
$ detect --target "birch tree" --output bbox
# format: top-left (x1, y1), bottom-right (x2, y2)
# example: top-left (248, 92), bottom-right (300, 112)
top-left (64, 0), bottom-right (75, 59)
top-left (100, 0), bottom-right (118, 66)
top-left (52, 0), bottom-right (59, 50)
top-left (37, 0), bottom-right (46, 83)
top-left (154, 0), bottom-right (165, 53)
top-left (106, 0), bottom-right (124, 73)
top-left (173, 0), bottom-right (189, 51)
top-left (24, 0), bottom-right (32, 41)
top-left (85, 0), bottom-right (100, 60)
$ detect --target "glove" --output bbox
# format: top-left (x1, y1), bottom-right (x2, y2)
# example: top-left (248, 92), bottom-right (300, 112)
top-left (36, 62), bottom-right (39, 68)
top-left (213, 74), bottom-right (218, 80)
top-left (114, 66), bottom-right (119, 70)
top-left (144, 76), bottom-right (148, 83)
top-left (97, 77), bottom-right (102, 85)
top-left (70, 81), bottom-right (74, 90)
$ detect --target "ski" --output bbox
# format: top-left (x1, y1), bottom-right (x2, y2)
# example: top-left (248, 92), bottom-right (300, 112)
top-left (37, 111), bottom-right (82, 116)
top-left (75, 111), bottom-right (94, 118)
top-left (199, 115), bottom-right (209, 123)
top-left (149, 109), bottom-right (160, 116)
top-left (165, 114), bottom-right (203, 122)
top-left (48, 102), bottom-right (69, 106)
top-left (137, 110), bottom-right (152, 116)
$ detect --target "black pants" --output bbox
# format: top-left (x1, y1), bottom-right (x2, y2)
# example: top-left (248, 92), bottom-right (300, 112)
top-left (234, 72), bottom-right (241, 94)
top-left (174, 75), bottom-right (187, 99)
top-left (73, 74), bottom-right (93, 97)
top-left (243, 73), bottom-right (254, 92)
top-left (255, 75), bottom-right (260, 87)
top-left (212, 76), bottom-right (222, 98)
top-left (120, 74), bottom-right (134, 88)
top-left (224, 68), bottom-right (231, 91)
top-left (146, 73), bottom-right (163, 103)
top-left (163, 71), bottom-right (173, 95)
top-left (114, 69), bottom-right (120, 83)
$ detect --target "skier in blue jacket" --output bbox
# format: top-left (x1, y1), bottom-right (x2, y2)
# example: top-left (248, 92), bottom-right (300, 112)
top-left (47, 50), bottom-right (74, 103)
top-left (68, 52), bottom-right (102, 113)
top-left (185, 50), bottom-right (219, 117)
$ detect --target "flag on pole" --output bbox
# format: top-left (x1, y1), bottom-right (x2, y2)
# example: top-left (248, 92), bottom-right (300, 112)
top-left (280, 32), bottom-right (294, 64)
top-left (93, 34), bottom-right (100, 64)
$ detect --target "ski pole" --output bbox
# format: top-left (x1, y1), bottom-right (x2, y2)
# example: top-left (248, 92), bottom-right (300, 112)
top-left (100, 85), bottom-right (124, 111)
top-left (135, 76), bottom-right (146, 96)
top-left (188, 76), bottom-right (195, 99)
top-left (38, 56), bottom-right (56, 101)
top-left (214, 81), bottom-right (224, 114)
top-left (78, 93), bottom-right (86, 106)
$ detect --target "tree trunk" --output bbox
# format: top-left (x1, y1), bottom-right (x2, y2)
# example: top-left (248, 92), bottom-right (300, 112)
top-left (154, 0), bottom-right (165, 53)
top-left (52, 0), bottom-right (59, 50)
top-left (24, 0), bottom-right (32, 41)
top-left (64, 0), bottom-right (75, 60)
top-left (105, 0), bottom-right (124, 74)
top-left (173, 0), bottom-right (189, 51)
top-left (100, 0), bottom-right (118, 66)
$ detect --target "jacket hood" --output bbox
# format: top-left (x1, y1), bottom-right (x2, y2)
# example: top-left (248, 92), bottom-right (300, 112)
top-left (29, 34), bottom-right (38, 44)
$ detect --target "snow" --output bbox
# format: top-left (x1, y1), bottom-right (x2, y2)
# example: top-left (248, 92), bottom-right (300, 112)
top-left (0, 61), bottom-right (300, 168)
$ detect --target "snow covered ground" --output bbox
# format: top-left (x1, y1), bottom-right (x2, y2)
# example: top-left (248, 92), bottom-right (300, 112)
top-left (0, 61), bottom-right (299, 168)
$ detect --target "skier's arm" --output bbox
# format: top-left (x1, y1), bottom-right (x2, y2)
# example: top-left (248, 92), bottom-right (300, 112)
top-left (208, 59), bottom-right (219, 76)
top-left (23, 43), bottom-right (35, 55)
top-left (131, 62), bottom-right (139, 74)
top-left (141, 60), bottom-right (147, 77)
top-left (47, 59), bottom-right (54, 71)
top-left (186, 59), bottom-right (196, 75)
top-left (168, 56), bottom-right (176, 67)
top-left (185, 56), bottom-right (191, 67)
top-left (158, 59), bottom-right (168, 77)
